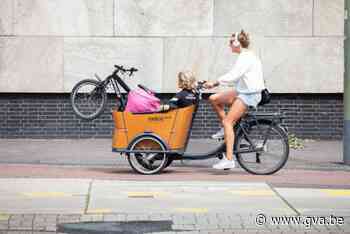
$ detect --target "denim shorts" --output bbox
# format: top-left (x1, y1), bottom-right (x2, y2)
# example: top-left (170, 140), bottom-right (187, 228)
top-left (237, 92), bottom-right (262, 108)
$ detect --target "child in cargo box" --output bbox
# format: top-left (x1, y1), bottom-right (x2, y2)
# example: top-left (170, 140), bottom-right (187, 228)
top-left (159, 71), bottom-right (197, 112)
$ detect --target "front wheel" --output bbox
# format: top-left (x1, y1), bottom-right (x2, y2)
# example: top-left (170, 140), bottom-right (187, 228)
top-left (235, 121), bottom-right (289, 175)
top-left (70, 79), bottom-right (107, 120)
top-left (127, 136), bottom-right (168, 175)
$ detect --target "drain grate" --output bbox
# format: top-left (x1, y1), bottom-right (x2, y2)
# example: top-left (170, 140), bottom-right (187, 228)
top-left (57, 220), bottom-right (190, 234)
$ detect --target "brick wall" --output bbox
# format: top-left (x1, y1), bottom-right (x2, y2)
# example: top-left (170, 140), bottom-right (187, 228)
top-left (0, 94), bottom-right (343, 140)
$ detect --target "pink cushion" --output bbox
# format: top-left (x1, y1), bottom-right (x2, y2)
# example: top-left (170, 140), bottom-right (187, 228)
top-left (125, 88), bottom-right (160, 113)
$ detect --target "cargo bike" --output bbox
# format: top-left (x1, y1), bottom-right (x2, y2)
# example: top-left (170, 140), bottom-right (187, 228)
top-left (71, 65), bottom-right (289, 175)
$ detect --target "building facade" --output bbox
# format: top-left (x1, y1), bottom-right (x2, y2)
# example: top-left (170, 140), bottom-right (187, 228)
top-left (0, 0), bottom-right (344, 139)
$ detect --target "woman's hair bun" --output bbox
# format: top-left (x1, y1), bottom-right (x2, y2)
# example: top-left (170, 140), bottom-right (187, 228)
top-left (238, 30), bottom-right (250, 48)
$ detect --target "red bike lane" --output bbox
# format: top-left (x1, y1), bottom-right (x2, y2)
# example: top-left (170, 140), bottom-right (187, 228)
top-left (0, 164), bottom-right (349, 188)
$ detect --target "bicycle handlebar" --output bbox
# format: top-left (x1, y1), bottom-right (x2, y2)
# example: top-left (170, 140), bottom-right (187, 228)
top-left (114, 65), bottom-right (138, 76)
top-left (196, 80), bottom-right (207, 91)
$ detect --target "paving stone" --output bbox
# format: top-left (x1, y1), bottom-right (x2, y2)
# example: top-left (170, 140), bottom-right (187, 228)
top-left (181, 217), bottom-right (197, 225)
top-left (171, 224), bottom-right (191, 230)
top-left (268, 224), bottom-right (295, 231)
top-left (44, 225), bottom-right (57, 232)
top-left (196, 216), bottom-right (210, 224)
top-left (57, 214), bottom-right (80, 223)
top-left (171, 214), bottom-right (185, 224)
top-left (152, 232), bottom-right (176, 234)
top-left (179, 225), bottom-right (196, 231)
top-left (79, 214), bottom-right (103, 222)
top-left (195, 223), bottom-right (220, 230)
top-left (2, 232), bottom-right (33, 234)
top-left (33, 232), bottom-right (55, 234)
top-left (220, 223), bottom-right (239, 229)
top-left (110, 214), bottom-right (127, 222)
top-left (102, 214), bottom-right (119, 222)
top-left (125, 214), bottom-right (149, 221)
top-left (209, 231), bottom-right (235, 234)
top-left (255, 231), bottom-right (278, 234)
top-left (33, 215), bottom-right (57, 229)
top-left (32, 224), bottom-right (46, 231)
top-left (149, 213), bottom-right (171, 221)
top-left (0, 221), bottom-right (9, 230)
top-left (179, 232), bottom-right (200, 234)
top-left (160, 214), bottom-right (173, 220)
top-left (33, 214), bottom-right (57, 222)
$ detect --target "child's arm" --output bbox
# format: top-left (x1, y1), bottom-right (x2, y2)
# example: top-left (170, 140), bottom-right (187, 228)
top-left (159, 93), bottom-right (183, 112)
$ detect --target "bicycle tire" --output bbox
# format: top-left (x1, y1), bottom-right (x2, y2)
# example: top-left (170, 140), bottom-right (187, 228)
top-left (127, 135), bottom-right (168, 175)
top-left (235, 120), bottom-right (289, 175)
top-left (70, 79), bottom-right (107, 120)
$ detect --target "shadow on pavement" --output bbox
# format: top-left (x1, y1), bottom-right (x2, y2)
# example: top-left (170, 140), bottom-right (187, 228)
top-left (86, 167), bottom-right (247, 176)
top-left (58, 220), bottom-right (189, 234)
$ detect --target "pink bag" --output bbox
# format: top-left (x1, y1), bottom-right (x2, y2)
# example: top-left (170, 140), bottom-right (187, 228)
top-left (125, 88), bottom-right (161, 113)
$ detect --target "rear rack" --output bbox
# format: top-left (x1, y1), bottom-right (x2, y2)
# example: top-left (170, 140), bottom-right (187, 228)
top-left (245, 111), bottom-right (286, 122)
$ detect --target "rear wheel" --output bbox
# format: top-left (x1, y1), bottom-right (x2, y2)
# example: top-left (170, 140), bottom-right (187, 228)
top-left (70, 79), bottom-right (107, 120)
top-left (127, 136), bottom-right (168, 175)
top-left (235, 121), bottom-right (289, 175)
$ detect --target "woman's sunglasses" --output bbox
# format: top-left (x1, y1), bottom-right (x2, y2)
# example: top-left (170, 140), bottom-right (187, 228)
top-left (229, 34), bottom-right (237, 45)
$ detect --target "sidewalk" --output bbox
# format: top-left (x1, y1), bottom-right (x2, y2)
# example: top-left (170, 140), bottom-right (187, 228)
top-left (0, 179), bottom-right (349, 234)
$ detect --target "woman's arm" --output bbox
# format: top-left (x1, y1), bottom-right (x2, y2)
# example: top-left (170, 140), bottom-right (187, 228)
top-left (204, 55), bottom-right (251, 89)
top-left (217, 55), bottom-right (250, 85)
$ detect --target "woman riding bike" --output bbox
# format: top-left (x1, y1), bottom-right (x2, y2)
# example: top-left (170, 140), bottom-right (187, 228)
top-left (204, 30), bottom-right (266, 170)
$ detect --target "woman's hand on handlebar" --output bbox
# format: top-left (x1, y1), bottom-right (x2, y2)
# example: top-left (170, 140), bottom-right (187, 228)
top-left (203, 81), bottom-right (219, 89)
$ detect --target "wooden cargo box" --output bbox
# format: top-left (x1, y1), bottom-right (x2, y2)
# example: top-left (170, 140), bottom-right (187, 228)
top-left (112, 105), bottom-right (195, 151)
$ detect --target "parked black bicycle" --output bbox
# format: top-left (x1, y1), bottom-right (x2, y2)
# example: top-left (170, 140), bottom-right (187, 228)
top-left (70, 65), bottom-right (137, 120)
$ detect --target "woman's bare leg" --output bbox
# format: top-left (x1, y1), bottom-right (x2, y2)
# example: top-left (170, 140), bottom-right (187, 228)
top-left (209, 90), bottom-right (237, 123)
top-left (222, 98), bottom-right (247, 160)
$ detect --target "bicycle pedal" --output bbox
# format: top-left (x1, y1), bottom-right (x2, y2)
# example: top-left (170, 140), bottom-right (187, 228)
top-left (255, 143), bottom-right (267, 151)
top-left (216, 137), bottom-right (224, 142)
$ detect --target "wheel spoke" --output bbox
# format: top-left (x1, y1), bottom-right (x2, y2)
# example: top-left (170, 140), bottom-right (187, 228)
top-left (71, 80), bottom-right (106, 119)
top-left (261, 151), bottom-right (283, 159)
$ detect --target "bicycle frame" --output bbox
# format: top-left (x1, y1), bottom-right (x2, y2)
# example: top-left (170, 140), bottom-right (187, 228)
top-left (179, 117), bottom-right (271, 161)
top-left (98, 70), bottom-right (131, 111)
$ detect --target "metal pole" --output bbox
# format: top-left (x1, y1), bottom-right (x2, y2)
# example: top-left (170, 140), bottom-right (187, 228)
top-left (344, 0), bottom-right (350, 165)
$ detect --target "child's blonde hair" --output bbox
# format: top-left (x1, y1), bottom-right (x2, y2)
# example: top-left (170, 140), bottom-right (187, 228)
top-left (177, 71), bottom-right (196, 90)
